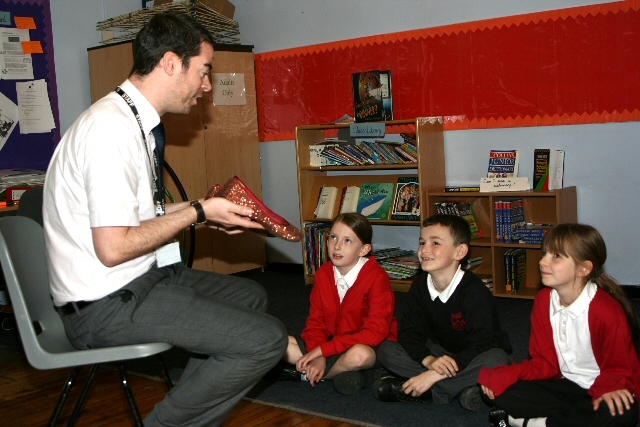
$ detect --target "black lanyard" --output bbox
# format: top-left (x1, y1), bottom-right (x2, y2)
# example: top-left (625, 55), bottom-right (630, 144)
top-left (115, 86), bottom-right (165, 216)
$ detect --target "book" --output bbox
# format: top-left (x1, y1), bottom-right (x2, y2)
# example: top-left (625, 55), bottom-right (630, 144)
top-left (352, 70), bottom-right (393, 122)
top-left (487, 150), bottom-right (520, 178)
top-left (309, 140), bottom-right (343, 166)
top-left (314, 186), bottom-right (338, 219)
top-left (444, 186), bottom-right (480, 192)
top-left (391, 176), bottom-right (420, 221)
top-left (495, 200), bottom-right (505, 242)
top-left (533, 149), bottom-right (565, 190)
top-left (433, 201), bottom-right (484, 239)
top-left (356, 182), bottom-right (395, 220)
top-left (339, 186), bottom-right (361, 214)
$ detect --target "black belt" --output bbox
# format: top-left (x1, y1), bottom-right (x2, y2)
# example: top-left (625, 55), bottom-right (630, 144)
top-left (56, 290), bottom-right (131, 317)
top-left (56, 300), bottom-right (96, 316)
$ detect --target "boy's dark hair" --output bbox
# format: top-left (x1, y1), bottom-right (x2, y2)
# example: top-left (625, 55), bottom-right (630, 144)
top-left (422, 214), bottom-right (471, 247)
top-left (130, 11), bottom-right (215, 77)
top-left (331, 212), bottom-right (373, 246)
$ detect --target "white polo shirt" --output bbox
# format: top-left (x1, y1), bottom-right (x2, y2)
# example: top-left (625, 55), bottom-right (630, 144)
top-left (44, 80), bottom-right (160, 306)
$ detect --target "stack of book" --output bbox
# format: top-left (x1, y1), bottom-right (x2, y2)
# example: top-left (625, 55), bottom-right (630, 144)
top-left (433, 201), bottom-right (484, 239)
top-left (464, 256), bottom-right (483, 270)
top-left (504, 249), bottom-right (526, 293)
top-left (494, 198), bottom-right (526, 243)
top-left (514, 223), bottom-right (553, 245)
top-left (313, 140), bottom-right (418, 166)
top-left (371, 248), bottom-right (421, 280)
top-left (304, 223), bottom-right (331, 275)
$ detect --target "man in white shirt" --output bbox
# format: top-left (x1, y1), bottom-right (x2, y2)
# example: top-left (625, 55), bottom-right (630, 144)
top-left (43, 12), bottom-right (287, 427)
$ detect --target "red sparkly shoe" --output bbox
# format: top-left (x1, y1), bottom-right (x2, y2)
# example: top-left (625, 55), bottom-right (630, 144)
top-left (207, 176), bottom-right (301, 242)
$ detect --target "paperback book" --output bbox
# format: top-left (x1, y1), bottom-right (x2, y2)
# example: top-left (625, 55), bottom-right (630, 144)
top-left (314, 186), bottom-right (338, 219)
top-left (339, 186), bottom-right (361, 214)
top-left (357, 182), bottom-right (395, 220)
top-left (391, 176), bottom-right (420, 221)
top-left (352, 70), bottom-right (393, 123)
top-left (533, 149), bottom-right (565, 190)
top-left (487, 150), bottom-right (520, 178)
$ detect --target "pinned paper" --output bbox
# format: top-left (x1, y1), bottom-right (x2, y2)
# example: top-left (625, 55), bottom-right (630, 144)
top-left (212, 73), bottom-right (246, 106)
top-left (21, 41), bottom-right (43, 54)
top-left (14, 16), bottom-right (36, 29)
top-left (0, 12), bottom-right (10, 26)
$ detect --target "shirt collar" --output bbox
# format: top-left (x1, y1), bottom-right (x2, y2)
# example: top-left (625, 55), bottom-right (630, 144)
top-left (551, 281), bottom-right (597, 318)
top-left (427, 265), bottom-right (464, 302)
top-left (334, 257), bottom-right (369, 288)
top-left (118, 79), bottom-right (161, 136)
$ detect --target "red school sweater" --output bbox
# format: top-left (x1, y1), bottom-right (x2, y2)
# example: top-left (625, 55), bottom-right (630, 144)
top-left (301, 257), bottom-right (398, 357)
top-left (478, 287), bottom-right (640, 404)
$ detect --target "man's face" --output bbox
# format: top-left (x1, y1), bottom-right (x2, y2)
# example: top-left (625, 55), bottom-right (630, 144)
top-left (171, 42), bottom-right (214, 114)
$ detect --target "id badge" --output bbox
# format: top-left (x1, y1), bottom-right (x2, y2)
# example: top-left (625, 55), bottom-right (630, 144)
top-left (155, 241), bottom-right (181, 267)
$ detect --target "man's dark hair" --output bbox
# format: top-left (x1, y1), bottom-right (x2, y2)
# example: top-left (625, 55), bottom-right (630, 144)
top-left (422, 214), bottom-right (471, 247)
top-left (130, 11), bottom-right (215, 77)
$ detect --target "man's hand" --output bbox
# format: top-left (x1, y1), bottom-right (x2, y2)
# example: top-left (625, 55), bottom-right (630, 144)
top-left (201, 197), bottom-right (265, 232)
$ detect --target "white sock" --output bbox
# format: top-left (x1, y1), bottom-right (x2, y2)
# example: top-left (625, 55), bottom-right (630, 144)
top-left (526, 418), bottom-right (547, 427)
top-left (508, 416), bottom-right (525, 427)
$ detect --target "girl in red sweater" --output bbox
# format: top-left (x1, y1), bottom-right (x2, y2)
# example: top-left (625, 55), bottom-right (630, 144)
top-left (281, 213), bottom-right (398, 395)
top-left (479, 224), bottom-right (640, 427)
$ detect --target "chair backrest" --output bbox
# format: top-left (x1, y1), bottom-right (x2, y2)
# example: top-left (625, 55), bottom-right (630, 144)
top-left (0, 216), bottom-right (77, 369)
top-left (16, 186), bottom-right (44, 226)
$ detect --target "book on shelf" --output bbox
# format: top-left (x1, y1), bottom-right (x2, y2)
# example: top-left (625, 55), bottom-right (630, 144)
top-left (371, 248), bottom-right (421, 280)
top-left (314, 186), bottom-right (338, 219)
top-left (339, 186), bottom-right (361, 214)
top-left (515, 223), bottom-right (553, 244)
top-left (464, 255), bottom-right (483, 270)
top-left (357, 182), bottom-right (395, 220)
top-left (495, 198), bottom-right (526, 243)
top-left (444, 186), bottom-right (480, 192)
top-left (391, 176), bottom-right (420, 221)
top-left (533, 149), bottom-right (565, 191)
top-left (352, 70), bottom-right (393, 123)
top-left (434, 201), bottom-right (484, 239)
top-left (309, 140), bottom-right (345, 166)
top-left (304, 223), bottom-right (331, 275)
top-left (504, 249), bottom-right (526, 293)
top-left (487, 150), bottom-right (520, 178)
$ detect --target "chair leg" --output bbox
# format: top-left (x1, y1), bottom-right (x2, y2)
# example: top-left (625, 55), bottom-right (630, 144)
top-left (157, 353), bottom-right (174, 391)
top-left (119, 362), bottom-right (144, 427)
top-left (48, 366), bottom-right (82, 427)
top-left (67, 364), bottom-right (100, 427)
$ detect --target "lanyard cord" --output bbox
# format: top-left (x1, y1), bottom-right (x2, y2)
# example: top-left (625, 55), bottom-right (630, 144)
top-left (115, 86), bottom-right (165, 216)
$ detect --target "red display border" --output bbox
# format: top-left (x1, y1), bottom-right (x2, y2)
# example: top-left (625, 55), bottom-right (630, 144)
top-left (255, 0), bottom-right (640, 141)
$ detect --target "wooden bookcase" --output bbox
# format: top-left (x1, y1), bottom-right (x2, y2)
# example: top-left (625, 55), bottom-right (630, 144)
top-left (425, 187), bottom-right (577, 298)
top-left (295, 117), bottom-right (446, 291)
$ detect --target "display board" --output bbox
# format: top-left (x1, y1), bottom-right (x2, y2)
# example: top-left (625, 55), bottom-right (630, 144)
top-left (0, 0), bottom-right (59, 171)
top-left (255, 0), bottom-right (640, 141)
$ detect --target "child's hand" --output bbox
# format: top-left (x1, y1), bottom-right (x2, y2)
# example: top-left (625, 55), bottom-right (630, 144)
top-left (481, 385), bottom-right (495, 400)
top-left (296, 346), bottom-right (323, 372)
top-left (402, 369), bottom-right (446, 397)
top-left (593, 389), bottom-right (634, 416)
top-left (427, 355), bottom-right (459, 377)
top-left (305, 357), bottom-right (326, 387)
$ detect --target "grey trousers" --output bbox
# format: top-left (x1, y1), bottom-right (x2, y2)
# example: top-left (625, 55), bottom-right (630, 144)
top-left (60, 264), bottom-right (288, 427)
top-left (377, 340), bottom-right (511, 404)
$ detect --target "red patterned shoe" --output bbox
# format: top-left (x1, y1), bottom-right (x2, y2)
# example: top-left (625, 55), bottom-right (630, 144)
top-left (207, 176), bottom-right (301, 242)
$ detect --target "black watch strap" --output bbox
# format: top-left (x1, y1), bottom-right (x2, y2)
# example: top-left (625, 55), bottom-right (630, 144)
top-left (190, 200), bottom-right (206, 225)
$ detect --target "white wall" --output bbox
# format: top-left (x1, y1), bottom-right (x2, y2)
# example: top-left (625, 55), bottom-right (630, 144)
top-left (49, 1), bottom-right (640, 284)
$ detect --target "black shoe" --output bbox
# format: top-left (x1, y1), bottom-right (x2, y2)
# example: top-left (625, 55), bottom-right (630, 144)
top-left (458, 385), bottom-right (484, 411)
top-left (264, 362), bottom-right (302, 382)
top-left (488, 407), bottom-right (509, 427)
top-left (373, 376), bottom-right (432, 403)
top-left (333, 371), bottom-right (365, 395)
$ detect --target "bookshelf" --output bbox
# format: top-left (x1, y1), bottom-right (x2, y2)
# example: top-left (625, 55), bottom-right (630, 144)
top-left (426, 187), bottom-right (577, 299)
top-left (295, 117), bottom-right (446, 291)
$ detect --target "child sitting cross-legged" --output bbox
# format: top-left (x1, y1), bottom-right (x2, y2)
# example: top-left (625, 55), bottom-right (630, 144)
top-left (269, 213), bottom-right (398, 395)
top-left (374, 214), bottom-right (513, 410)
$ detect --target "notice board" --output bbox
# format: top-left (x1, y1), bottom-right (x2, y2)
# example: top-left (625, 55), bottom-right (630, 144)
top-left (0, 0), bottom-right (59, 171)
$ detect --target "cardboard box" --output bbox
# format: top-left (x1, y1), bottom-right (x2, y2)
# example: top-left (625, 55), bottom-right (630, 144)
top-left (154, 0), bottom-right (235, 19)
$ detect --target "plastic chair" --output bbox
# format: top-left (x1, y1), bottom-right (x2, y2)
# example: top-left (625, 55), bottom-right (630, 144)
top-left (0, 216), bottom-right (173, 426)
top-left (16, 185), bottom-right (44, 226)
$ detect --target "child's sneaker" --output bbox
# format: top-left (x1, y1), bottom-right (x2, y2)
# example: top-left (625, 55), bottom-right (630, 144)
top-left (333, 371), bottom-right (364, 395)
top-left (458, 385), bottom-right (483, 411)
